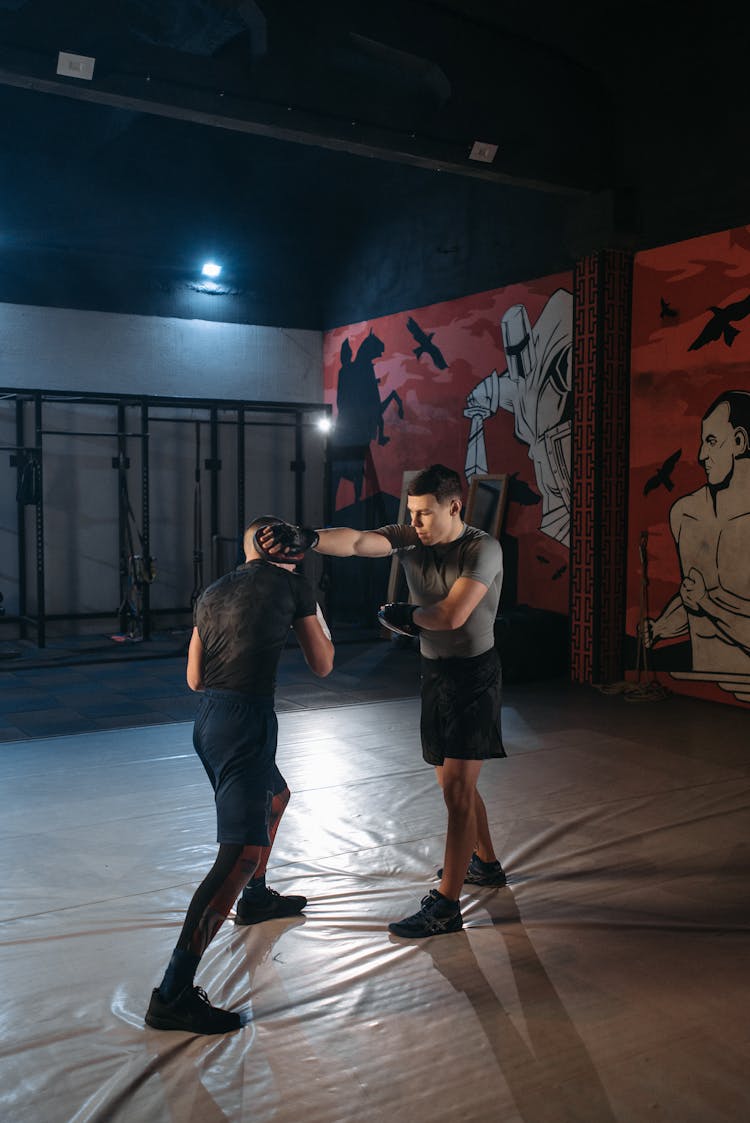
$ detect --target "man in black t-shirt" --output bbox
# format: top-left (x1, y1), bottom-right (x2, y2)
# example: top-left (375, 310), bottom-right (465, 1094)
top-left (145, 515), bottom-right (334, 1036)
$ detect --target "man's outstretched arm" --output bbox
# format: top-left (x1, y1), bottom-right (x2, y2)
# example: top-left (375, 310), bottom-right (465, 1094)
top-left (313, 527), bottom-right (393, 558)
top-left (257, 523), bottom-right (392, 560)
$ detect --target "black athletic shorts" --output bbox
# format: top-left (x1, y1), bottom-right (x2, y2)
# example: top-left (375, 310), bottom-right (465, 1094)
top-left (192, 689), bottom-right (286, 845)
top-left (420, 647), bottom-right (506, 766)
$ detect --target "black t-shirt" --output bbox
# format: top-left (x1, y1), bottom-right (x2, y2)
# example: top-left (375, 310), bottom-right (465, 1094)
top-left (194, 561), bottom-right (317, 695)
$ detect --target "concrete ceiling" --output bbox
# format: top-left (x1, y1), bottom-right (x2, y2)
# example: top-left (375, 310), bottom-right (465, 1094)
top-left (1, 0), bottom-right (749, 329)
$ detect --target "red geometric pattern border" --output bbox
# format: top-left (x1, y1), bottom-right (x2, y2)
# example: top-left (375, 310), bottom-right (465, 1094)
top-left (571, 250), bottom-right (633, 683)
top-left (598, 251), bottom-right (632, 681)
top-left (571, 255), bottom-right (599, 683)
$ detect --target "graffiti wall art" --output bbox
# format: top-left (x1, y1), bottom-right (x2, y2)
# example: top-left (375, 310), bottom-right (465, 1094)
top-left (629, 226), bottom-right (750, 707)
top-left (323, 271), bottom-right (573, 614)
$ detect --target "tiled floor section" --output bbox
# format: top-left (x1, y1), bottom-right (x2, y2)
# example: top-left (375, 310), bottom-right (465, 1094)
top-left (0, 638), bottom-right (424, 740)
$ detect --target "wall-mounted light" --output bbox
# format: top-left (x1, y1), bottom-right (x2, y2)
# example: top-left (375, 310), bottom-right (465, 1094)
top-left (188, 260), bottom-right (236, 295)
top-left (316, 415), bottom-right (332, 433)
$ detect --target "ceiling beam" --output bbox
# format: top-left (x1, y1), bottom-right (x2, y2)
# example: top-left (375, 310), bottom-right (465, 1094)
top-left (0, 64), bottom-right (592, 198)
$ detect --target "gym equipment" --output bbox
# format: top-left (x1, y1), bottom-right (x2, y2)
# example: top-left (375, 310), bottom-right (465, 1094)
top-left (191, 421), bottom-right (204, 607)
top-left (114, 441), bottom-right (156, 642)
top-left (1, 388), bottom-right (331, 650)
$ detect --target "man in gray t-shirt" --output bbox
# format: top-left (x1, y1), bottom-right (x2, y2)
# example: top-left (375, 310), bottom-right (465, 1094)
top-left (374, 521), bottom-right (502, 659)
top-left (259, 464), bottom-right (508, 940)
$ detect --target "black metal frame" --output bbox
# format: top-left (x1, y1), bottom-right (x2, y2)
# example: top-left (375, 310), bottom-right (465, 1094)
top-left (2, 387), bottom-right (332, 648)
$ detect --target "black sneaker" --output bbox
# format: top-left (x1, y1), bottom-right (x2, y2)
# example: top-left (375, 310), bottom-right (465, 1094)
top-left (437, 852), bottom-right (507, 887)
top-left (144, 985), bottom-right (242, 1034)
top-left (388, 889), bottom-right (463, 938)
top-left (234, 887), bottom-right (307, 926)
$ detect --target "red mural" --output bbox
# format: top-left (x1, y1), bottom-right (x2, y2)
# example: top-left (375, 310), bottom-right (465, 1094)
top-left (629, 226), bottom-right (750, 707)
top-left (322, 271), bottom-right (572, 614)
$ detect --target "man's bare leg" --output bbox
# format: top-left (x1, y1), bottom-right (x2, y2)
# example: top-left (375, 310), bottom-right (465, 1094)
top-left (473, 789), bottom-right (497, 864)
top-left (436, 758), bottom-right (483, 900)
top-left (435, 767), bottom-right (497, 866)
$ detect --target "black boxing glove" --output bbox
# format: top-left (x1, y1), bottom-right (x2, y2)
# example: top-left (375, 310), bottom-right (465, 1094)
top-left (255, 522), bottom-right (320, 563)
top-left (378, 602), bottom-right (420, 637)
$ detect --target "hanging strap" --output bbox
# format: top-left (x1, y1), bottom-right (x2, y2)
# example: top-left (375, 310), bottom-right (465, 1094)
top-left (115, 450), bottom-right (155, 639)
top-left (16, 450), bottom-right (41, 505)
top-left (191, 421), bottom-right (204, 607)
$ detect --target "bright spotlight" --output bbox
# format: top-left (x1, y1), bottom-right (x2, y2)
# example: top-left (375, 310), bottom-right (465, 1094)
top-left (201, 262), bottom-right (222, 279)
top-left (316, 415), bottom-right (332, 433)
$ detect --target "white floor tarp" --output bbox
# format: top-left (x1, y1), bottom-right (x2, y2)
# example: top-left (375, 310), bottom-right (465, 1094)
top-left (1, 692), bottom-right (749, 1122)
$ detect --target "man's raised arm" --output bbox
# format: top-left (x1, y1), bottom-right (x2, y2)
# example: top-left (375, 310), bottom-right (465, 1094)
top-left (313, 527), bottom-right (392, 558)
top-left (256, 522), bottom-right (392, 561)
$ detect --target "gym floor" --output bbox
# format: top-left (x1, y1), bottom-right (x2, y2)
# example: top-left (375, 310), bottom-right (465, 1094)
top-left (1, 644), bottom-right (749, 1122)
top-left (0, 633), bottom-right (422, 741)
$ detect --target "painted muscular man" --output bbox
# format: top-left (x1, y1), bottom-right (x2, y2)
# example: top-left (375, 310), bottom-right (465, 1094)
top-left (644, 391), bottom-right (750, 672)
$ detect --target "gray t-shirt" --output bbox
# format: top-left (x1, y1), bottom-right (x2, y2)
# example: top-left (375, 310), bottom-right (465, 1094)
top-left (376, 523), bottom-right (503, 659)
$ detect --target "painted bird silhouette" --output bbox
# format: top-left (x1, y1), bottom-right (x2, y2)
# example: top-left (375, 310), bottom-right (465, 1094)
top-left (660, 297), bottom-right (678, 319)
top-left (508, 473), bottom-right (541, 507)
top-left (688, 293), bottom-right (750, 350)
top-left (406, 317), bottom-right (448, 369)
top-left (644, 449), bottom-right (681, 495)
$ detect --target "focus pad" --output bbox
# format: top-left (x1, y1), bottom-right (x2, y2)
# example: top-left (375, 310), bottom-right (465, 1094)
top-left (254, 522), bottom-right (318, 563)
top-left (378, 603), bottom-right (419, 637)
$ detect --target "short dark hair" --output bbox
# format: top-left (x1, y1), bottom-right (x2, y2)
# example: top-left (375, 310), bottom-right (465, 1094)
top-left (407, 464), bottom-right (463, 503)
top-left (703, 390), bottom-right (750, 459)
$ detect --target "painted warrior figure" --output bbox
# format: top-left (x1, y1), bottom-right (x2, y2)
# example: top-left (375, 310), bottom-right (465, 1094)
top-left (464, 288), bottom-right (573, 546)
